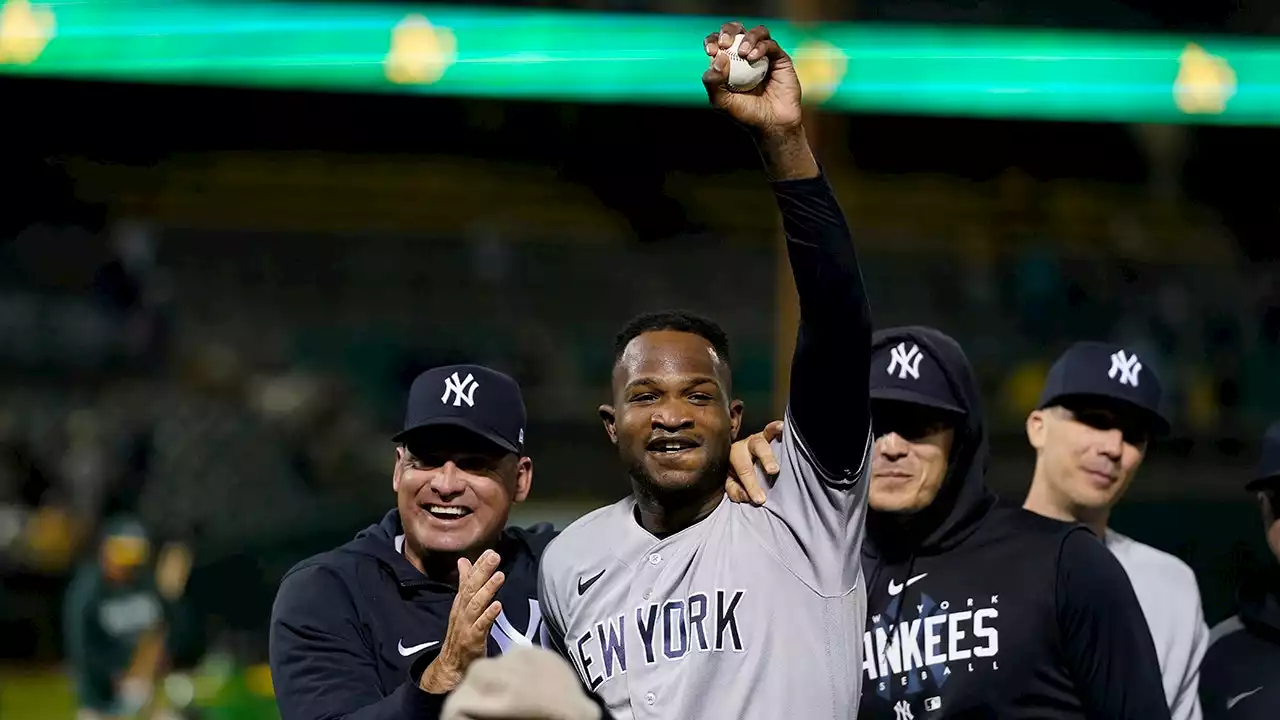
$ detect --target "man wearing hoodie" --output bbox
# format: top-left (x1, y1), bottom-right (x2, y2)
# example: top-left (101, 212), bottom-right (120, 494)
top-left (1199, 421), bottom-right (1280, 720)
top-left (269, 364), bottom-right (559, 720)
top-left (1021, 342), bottom-right (1208, 720)
top-left (736, 326), bottom-right (1170, 719)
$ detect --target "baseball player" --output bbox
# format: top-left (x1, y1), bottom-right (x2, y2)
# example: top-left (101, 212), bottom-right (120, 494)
top-left (1199, 421), bottom-right (1280, 720)
top-left (64, 517), bottom-right (199, 720)
top-left (735, 327), bottom-right (1171, 719)
top-left (538, 22), bottom-right (873, 720)
top-left (1022, 342), bottom-right (1208, 720)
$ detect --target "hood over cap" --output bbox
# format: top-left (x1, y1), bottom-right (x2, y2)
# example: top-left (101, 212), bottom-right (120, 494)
top-left (864, 326), bottom-right (997, 560)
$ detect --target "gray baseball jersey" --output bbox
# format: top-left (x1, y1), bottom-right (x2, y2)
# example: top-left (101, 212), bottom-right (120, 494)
top-left (538, 413), bottom-right (870, 720)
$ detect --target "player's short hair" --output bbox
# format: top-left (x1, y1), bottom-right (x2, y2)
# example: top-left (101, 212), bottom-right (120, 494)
top-left (613, 310), bottom-right (733, 369)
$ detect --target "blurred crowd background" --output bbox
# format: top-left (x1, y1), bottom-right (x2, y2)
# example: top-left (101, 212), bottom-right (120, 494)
top-left (1, 0), bottom-right (1278, 717)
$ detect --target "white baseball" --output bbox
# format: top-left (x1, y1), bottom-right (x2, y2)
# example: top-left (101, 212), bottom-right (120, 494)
top-left (719, 33), bottom-right (769, 92)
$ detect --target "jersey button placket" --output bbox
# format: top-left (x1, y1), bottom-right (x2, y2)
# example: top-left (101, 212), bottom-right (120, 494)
top-left (632, 544), bottom-right (665, 717)
top-left (640, 549), bottom-right (662, 602)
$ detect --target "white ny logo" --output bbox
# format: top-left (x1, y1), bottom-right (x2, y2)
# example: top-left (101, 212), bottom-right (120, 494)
top-left (893, 700), bottom-right (915, 720)
top-left (887, 343), bottom-right (923, 380)
top-left (493, 598), bottom-right (544, 653)
top-left (441, 372), bottom-right (479, 407)
top-left (1108, 350), bottom-right (1142, 387)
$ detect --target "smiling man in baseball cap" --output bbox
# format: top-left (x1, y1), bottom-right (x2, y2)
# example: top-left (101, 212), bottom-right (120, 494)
top-left (1023, 342), bottom-right (1208, 720)
top-left (270, 363), bottom-right (564, 720)
top-left (392, 365), bottom-right (533, 561)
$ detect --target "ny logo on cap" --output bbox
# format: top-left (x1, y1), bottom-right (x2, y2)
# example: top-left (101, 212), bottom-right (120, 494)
top-left (888, 343), bottom-right (923, 381)
top-left (1108, 350), bottom-right (1143, 388)
top-left (441, 372), bottom-right (479, 407)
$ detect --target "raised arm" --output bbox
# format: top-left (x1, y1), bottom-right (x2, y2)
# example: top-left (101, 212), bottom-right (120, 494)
top-left (703, 22), bottom-right (870, 596)
top-left (702, 23), bottom-right (870, 481)
top-left (769, 133), bottom-right (871, 479)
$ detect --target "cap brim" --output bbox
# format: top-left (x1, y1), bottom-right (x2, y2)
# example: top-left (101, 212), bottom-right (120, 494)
top-left (1039, 392), bottom-right (1171, 437)
top-left (392, 417), bottom-right (520, 454)
top-left (871, 387), bottom-right (965, 416)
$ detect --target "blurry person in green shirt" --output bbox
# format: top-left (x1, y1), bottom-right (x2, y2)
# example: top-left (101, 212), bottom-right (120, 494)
top-left (63, 517), bottom-right (200, 720)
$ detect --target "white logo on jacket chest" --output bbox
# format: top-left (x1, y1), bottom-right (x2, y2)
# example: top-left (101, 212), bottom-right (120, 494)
top-left (887, 574), bottom-right (928, 596)
top-left (398, 639), bottom-right (439, 656)
top-left (397, 599), bottom-right (543, 660)
top-left (98, 593), bottom-right (161, 637)
top-left (866, 592), bottom-right (1002, 703)
top-left (492, 598), bottom-right (543, 651)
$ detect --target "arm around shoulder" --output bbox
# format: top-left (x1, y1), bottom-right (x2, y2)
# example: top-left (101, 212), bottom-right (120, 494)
top-left (270, 563), bottom-right (446, 720)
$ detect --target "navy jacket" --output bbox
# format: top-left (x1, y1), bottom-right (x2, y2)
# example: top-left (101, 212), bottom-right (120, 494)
top-left (1201, 566), bottom-right (1280, 720)
top-left (269, 509), bottom-right (558, 720)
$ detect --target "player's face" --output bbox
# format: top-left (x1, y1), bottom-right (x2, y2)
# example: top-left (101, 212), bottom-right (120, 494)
top-left (601, 330), bottom-right (743, 495)
top-left (394, 427), bottom-right (531, 558)
top-left (869, 401), bottom-right (956, 513)
top-left (1261, 488), bottom-right (1280, 563)
top-left (1027, 402), bottom-right (1148, 515)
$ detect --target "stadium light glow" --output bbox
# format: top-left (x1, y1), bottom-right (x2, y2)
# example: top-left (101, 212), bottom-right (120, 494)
top-left (0, 0), bottom-right (1277, 125)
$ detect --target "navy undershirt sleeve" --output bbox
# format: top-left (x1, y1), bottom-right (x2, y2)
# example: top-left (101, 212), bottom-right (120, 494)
top-left (773, 173), bottom-right (872, 480)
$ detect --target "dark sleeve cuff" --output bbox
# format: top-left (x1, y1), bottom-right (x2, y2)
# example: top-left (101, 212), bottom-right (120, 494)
top-left (403, 648), bottom-right (448, 720)
top-left (769, 171), bottom-right (828, 193)
top-left (786, 407), bottom-right (868, 486)
top-left (397, 681), bottom-right (448, 720)
top-left (408, 647), bottom-right (442, 685)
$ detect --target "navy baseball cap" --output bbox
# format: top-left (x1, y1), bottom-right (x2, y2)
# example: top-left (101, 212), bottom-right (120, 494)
top-left (869, 340), bottom-right (964, 415)
top-left (1246, 422), bottom-right (1280, 491)
top-left (1036, 342), bottom-right (1170, 437)
top-left (392, 364), bottom-right (526, 455)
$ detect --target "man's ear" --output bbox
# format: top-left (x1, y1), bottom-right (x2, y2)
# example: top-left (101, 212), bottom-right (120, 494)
top-left (729, 399), bottom-right (745, 441)
top-left (1026, 410), bottom-right (1048, 450)
top-left (513, 456), bottom-right (533, 503)
top-left (392, 446), bottom-right (406, 492)
top-left (599, 405), bottom-right (618, 445)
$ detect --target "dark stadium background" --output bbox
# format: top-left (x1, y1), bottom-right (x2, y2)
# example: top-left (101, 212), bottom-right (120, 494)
top-left (1, 0), bottom-right (1276, 716)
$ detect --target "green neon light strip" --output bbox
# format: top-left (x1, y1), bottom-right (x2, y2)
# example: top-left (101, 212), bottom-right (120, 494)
top-left (0, 1), bottom-right (1277, 125)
